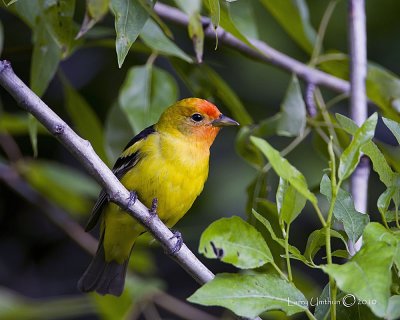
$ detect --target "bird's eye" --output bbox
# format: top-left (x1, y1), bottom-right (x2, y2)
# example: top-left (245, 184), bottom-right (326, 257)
top-left (191, 113), bottom-right (204, 122)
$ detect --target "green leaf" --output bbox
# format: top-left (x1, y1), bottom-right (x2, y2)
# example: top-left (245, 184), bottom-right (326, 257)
top-left (88, 0), bottom-right (109, 20)
top-left (320, 175), bottom-right (369, 243)
top-left (323, 242), bottom-right (394, 317)
top-left (21, 160), bottom-right (99, 215)
top-left (378, 188), bottom-right (396, 223)
top-left (229, 0), bottom-right (258, 39)
top-left (188, 273), bottom-right (308, 318)
top-left (321, 57), bottom-right (400, 121)
top-left (336, 113), bottom-right (394, 187)
top-left (251, 136), bottom-right (317, 204)
top-left (173, 1), bottom-right (203, 62)
top-left (174, 0), bottom-right (200, 15)
top-left (377, 142), bottom-right (400, 174)
top-left (259, 0), bottom-right (316, 53)
top-left (28, 114), bottom-right (38, 157)
top-left (252, 210), bottom-right (308, 264)
top-left (363, 222), bottom-right (398, 247)
top-left (199, 216), bottom-right (273, 269)
top-left (40, 0), bottom-right (76, 57)
top-left (362, 142), bottom-right (394, 187)
top-left (331, 249), bottom-right (349, 259)
top-left (189, 13), bottom-right (204, 63)
top-left (304, 228), bottom-right (348, 262)
top-left (208, 0), bottom-right (220, 29)
top-left (336, 113), bottom-right (359, 134)
top-left (10, 0), bottom-right (40, 27)
top-left (104, 104), bottom-right (134, 163)
top-left (140, 19), bottom-right (192, 63)
top-left (63, 80), bottom-right (107, 162)
top-left (383, 117), bottom-right (400, 145)
top-left (110, 0), bottom-right (152, 68)
top-left (338, 113), bottom-right (377, 181)
top-left (276, 178), bottom-right (306, 224)
top-left (118, 65), bottom-right (178, 134)
top-left (277, 75), bottom-right (306, 137)
top-left (77, 0), bottom-right (110, 38)
top-left (203, 0), bottom-right (253, 48)
top-left (386, 295), bottom-right (400, 320)
top-left (30, 16), bottom-right (61, 97)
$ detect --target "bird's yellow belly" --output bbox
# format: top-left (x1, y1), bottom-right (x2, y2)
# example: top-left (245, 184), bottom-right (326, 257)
top-left (102, 134), bottom-right (210, 263)
top-left (120, 153), bottom-right (208, 227)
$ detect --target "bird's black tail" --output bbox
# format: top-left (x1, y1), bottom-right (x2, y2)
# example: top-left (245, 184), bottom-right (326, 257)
top-left (78, 234), bottom-right (130, 296)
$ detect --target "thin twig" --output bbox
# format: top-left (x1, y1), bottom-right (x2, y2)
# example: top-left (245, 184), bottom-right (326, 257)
top-left (154, 3), bottom-right (350, 94)
top-left (348, 0), bottom-right (369, 255)
top-left (0, 60), bottom-right (260, 320)
top-left (309, 0), bottom-right (339, 67)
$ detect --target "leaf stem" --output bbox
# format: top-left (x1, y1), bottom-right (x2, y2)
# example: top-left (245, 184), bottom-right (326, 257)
top-left (326, 139), bottom-right (339, 320)
top-left (281, 128), bottom-right (312, 157)
top-left (315, 89), bottom-right (340, 150)
top-left (271, 262), bottom-right (289, 282)
top-left (305, 309), bottom-right (318, 320)
top-left (313, 203), bottom-right (327, 228)
top-left (146, 52), bottom-right (158, 66)
top-left (284, 223), bottom-right (293, 282)
top-left (395, 205), bottom-right (400, 229)
top-left (380, 211), bottom-right (390, 229)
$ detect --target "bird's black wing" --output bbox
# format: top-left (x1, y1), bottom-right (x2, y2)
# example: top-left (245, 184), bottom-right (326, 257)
top-left (85, 125), bottom-right (156, 231)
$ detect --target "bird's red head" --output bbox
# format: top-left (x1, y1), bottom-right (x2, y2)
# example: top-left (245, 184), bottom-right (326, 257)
top-left (156, 98), bottom-right (239, 146)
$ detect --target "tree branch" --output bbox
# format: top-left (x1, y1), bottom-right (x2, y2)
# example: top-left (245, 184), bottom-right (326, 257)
top-left (348, 0), bottom-right (369, 255)
top-left (0, 60), bottom-right (261, 320)
top-left (154, 2), bottom-right (350, 94)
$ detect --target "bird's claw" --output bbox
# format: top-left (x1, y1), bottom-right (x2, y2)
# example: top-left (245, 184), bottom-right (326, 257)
top-left (127, 191), bottom-right (138, 207)
top-left (168, 230), bottom-right (183, 254)
top-left (149, 197), bottom-right (158, 216)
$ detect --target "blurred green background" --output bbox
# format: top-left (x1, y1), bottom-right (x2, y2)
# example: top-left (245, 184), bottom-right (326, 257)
top-left (1, 0), bottom-right (400, 319)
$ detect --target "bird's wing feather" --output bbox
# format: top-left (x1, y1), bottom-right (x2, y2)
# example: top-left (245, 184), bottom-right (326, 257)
top-left (85, 125), bottom-right (156, 231)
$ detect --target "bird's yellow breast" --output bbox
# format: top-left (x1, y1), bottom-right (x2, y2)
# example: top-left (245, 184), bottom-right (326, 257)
top-left (102, 131), bottom-right (211, 263)
top-left (120, 132), bottom-right (210, 226)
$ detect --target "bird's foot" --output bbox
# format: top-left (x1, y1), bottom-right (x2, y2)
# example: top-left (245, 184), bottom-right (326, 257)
top-left (127, 191), bottom-right (138, 207)
top-left (149, 197), bottom-right (158, 216)
top-left (168, 230), bottom-right (183, 254)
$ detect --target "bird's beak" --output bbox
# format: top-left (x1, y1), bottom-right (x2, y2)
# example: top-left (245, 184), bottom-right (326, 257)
top-left (211, 114), bottom-right (239, 127)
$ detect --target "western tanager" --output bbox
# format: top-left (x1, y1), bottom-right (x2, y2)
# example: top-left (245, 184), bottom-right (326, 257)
top-left (78, 98), bottom-right (238, 296)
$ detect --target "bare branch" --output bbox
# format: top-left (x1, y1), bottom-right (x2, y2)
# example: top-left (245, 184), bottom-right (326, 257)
top-left (154, 2), bottom-right (350, 94)
top-left (348, 0), bottom-right (369, 255)
top-left (0, 60), bottom-right (261, 320)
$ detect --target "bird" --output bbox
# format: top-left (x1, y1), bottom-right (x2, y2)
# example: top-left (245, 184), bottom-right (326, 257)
top-left (78, 98), bottom-right (239, 296)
